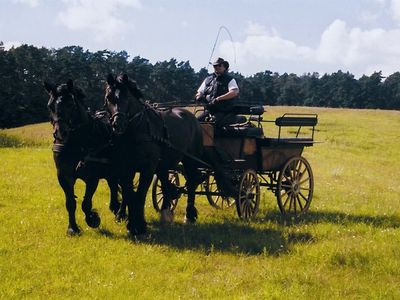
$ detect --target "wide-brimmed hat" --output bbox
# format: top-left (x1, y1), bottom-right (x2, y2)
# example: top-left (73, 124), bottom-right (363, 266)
top-left (212, 57), bottom-right (229, 69)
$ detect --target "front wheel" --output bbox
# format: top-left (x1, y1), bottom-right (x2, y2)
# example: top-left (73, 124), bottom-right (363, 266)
top-left (277, 156), bottom-right (314, 216)
top-left (204, 175), bottom-right (235, 209)
top-left (151, 172), bottom-right (180, 212)
top-left (235, 169), bottom-right (260, 220)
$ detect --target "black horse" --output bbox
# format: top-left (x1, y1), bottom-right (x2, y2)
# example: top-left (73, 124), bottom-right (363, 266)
top-left (44, 80), bottom-right (120, 236)
top-left (104, 73), bottom-right (204, 235)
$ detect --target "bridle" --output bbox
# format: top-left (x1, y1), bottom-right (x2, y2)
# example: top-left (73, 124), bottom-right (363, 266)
top-left (50, 91), bottom-right (88, 140)
top-left (105, 83), bottom-right (148, 131)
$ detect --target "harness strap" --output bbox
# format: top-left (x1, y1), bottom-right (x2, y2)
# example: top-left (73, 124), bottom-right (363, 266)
top-left (82, 156), bottom-right (110, 165)
top-left (157, 136), bottom-right (211, 168)
top-left (52, 143), bottom-right (65, 153)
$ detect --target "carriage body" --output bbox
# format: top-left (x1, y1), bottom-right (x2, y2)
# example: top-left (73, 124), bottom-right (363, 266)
top-left (152, 105), bottom-right (318, 220)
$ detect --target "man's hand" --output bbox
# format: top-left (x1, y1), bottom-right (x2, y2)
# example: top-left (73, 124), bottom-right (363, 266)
top-left (208, 97), bottom-right (218, 106)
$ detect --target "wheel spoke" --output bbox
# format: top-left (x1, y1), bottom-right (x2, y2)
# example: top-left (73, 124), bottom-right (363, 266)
top-left (250, 195), bottom-right (257, 206)
top-left (287, 163), bottom-right (293, 179)
top-left (299, 187), bottom-right (311, 191)
top-left (288, 194), bottom-right (293, 212)
top-left (295, 160), bottom-right (303, 179)
top-left (282, 192), bottom-right (290, 208)
top-left (284, 173), bottom-right (292, 182)
top-left (249, 182), bottom-right (257, 193)
top-left (299, 177), bottom-right (310, 185)
top-left (293, 193), bottom-right (297, 214)
top-left (297, 165), bottom-right (306, 181)
top-left (299, 191), bottom-right (309, 202)
top-left (281, 183), bottom-right (292, 188)
top-left (280, 188), bottom-right (289, 198)
top-left (296, 195), bottom-right (304, 211)
top-left (248, 198), bottom-right (254, 210)
top-left (246, 201), bottom-right (252, 217)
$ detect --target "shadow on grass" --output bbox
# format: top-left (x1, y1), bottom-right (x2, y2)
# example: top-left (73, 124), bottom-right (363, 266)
top-left (95, 208), bottom-right (398, 255)
top-left (265, 210), bottom-right (400, 228)
top-left (97, 218), bottom-right (315, 256)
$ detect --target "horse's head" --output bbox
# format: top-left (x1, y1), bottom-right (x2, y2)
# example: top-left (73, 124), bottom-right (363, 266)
top-left (104, 73), bottom-right (143, 135)
top-left (44, 79), bottom-right (87, 142)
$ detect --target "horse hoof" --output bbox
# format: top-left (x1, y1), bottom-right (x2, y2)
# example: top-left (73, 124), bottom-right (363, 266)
top-left (184, 216), bottom-right (197, 224)
top-left (184, 206), bottom-right (198, 224)
top-left (127, 222), bottom-right (147, 236)
top-left (85, 211), bottom-right (101, 228)
top-left (66, 226), bottom-right (81, 236)
top-left (160, 209), bottom-right (174, 223)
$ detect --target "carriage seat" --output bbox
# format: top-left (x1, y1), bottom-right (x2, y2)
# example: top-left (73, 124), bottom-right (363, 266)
top-left (233, 105), bottom-right (265, 115)
top-left (234, 115), bottom-right (247, 124)
top-left (216, 123), bottom-right (264, 138)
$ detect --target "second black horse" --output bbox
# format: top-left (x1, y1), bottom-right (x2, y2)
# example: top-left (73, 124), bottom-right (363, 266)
top-left (104, 74), bottom-right (204, 236)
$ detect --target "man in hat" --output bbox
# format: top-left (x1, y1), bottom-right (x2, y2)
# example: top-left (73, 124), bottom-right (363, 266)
top-left (195, 57), bottom-right (239, 127)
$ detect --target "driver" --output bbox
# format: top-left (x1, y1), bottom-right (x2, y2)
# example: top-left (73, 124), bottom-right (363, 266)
top-left (195, 57), bottom-right (239, 127)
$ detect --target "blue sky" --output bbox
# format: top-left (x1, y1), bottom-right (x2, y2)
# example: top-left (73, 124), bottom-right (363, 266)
top-left (2, 0), bottom-right (400, 77)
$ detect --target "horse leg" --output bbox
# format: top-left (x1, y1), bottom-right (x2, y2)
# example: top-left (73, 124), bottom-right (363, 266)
top-left (157, 168), bottom-right (174, 223)
top-left (106, 175), bottom-right (127, 222)
top-left (120, 174), bottom-right (136, 234)
top-left (182, 160), bottom-right (202, 224)
top-left (58, 173), bottom-right (80, 235)
top-left (115, 180), bottom-right (128, 222)
top-left (107, 177), bottom-right (120, 215)
top-left (130, 170), bottom-right (155, 235)
top-left (81, 178), bottom-right (101, 228)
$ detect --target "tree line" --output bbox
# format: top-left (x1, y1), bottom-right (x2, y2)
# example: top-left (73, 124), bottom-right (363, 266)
top-left (0, 42), bottom-right (399, 128)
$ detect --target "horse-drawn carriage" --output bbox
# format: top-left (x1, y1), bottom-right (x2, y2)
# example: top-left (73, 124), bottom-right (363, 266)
top-left (152, 105), bottom-right (318, 220)
top-left (45, 76), bottom-right (318, 236)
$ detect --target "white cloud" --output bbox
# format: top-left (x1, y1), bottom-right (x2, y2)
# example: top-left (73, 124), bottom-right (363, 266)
top-left (12, 0), bottom-right (39, 7)
top-left (390, 0), bottom-right (400, 22)
top-left (359, 10), bottom-right (380, 23)
top-left (2, 41), bottom-right (23, 50)
top-left (58, 0), bottom-right (141, 41)
top-left (218, 20), bottom-right (400, 77)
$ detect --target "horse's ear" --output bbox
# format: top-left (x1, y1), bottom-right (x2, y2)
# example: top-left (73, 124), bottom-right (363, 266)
top-left (44, 81), bottom-right (55, 94)
top-left (67, 79), bottom-right (74, 91)
top-left (122, 73), bottom-right (129, 83)
top-left (107, 74), bottom-right (115, 85)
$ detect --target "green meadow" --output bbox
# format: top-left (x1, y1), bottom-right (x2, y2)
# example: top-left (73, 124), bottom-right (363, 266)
top-left (0, 106), bottom-right (399, 299)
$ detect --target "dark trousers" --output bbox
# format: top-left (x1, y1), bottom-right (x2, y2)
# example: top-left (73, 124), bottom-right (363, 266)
top-left (197, 110), bottom-right (237, 128)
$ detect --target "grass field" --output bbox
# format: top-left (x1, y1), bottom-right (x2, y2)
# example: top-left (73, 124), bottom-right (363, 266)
top-left (1, 106), bottom-right (399, 299)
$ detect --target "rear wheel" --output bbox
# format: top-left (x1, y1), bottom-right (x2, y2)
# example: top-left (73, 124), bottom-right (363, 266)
top-left (151, 172), bottom-right (180, 212)
top-left (235, 169), bottom-right (260, 220)
top-left (204, 175), bottom-right (235, 209)
top-left (277, 156), bottom-right (313, 216)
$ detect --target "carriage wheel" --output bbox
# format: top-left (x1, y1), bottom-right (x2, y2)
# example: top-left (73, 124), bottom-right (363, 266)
top-left (151, 172), bottom-right (180, 212)
top-left (277, 156), bottom-right (313, 216)
top-left (204, 175), bottom-right (235, 209)
top-left (235, 169), bottom-right (260, 220)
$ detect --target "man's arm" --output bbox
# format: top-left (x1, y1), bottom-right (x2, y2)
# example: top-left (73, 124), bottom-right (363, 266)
top-left (195, 80), bottom-right (206, 100)
top-left (215, 78), bottom-right (239, 102)
top-left (215, 89), bottom-right (239, 101)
